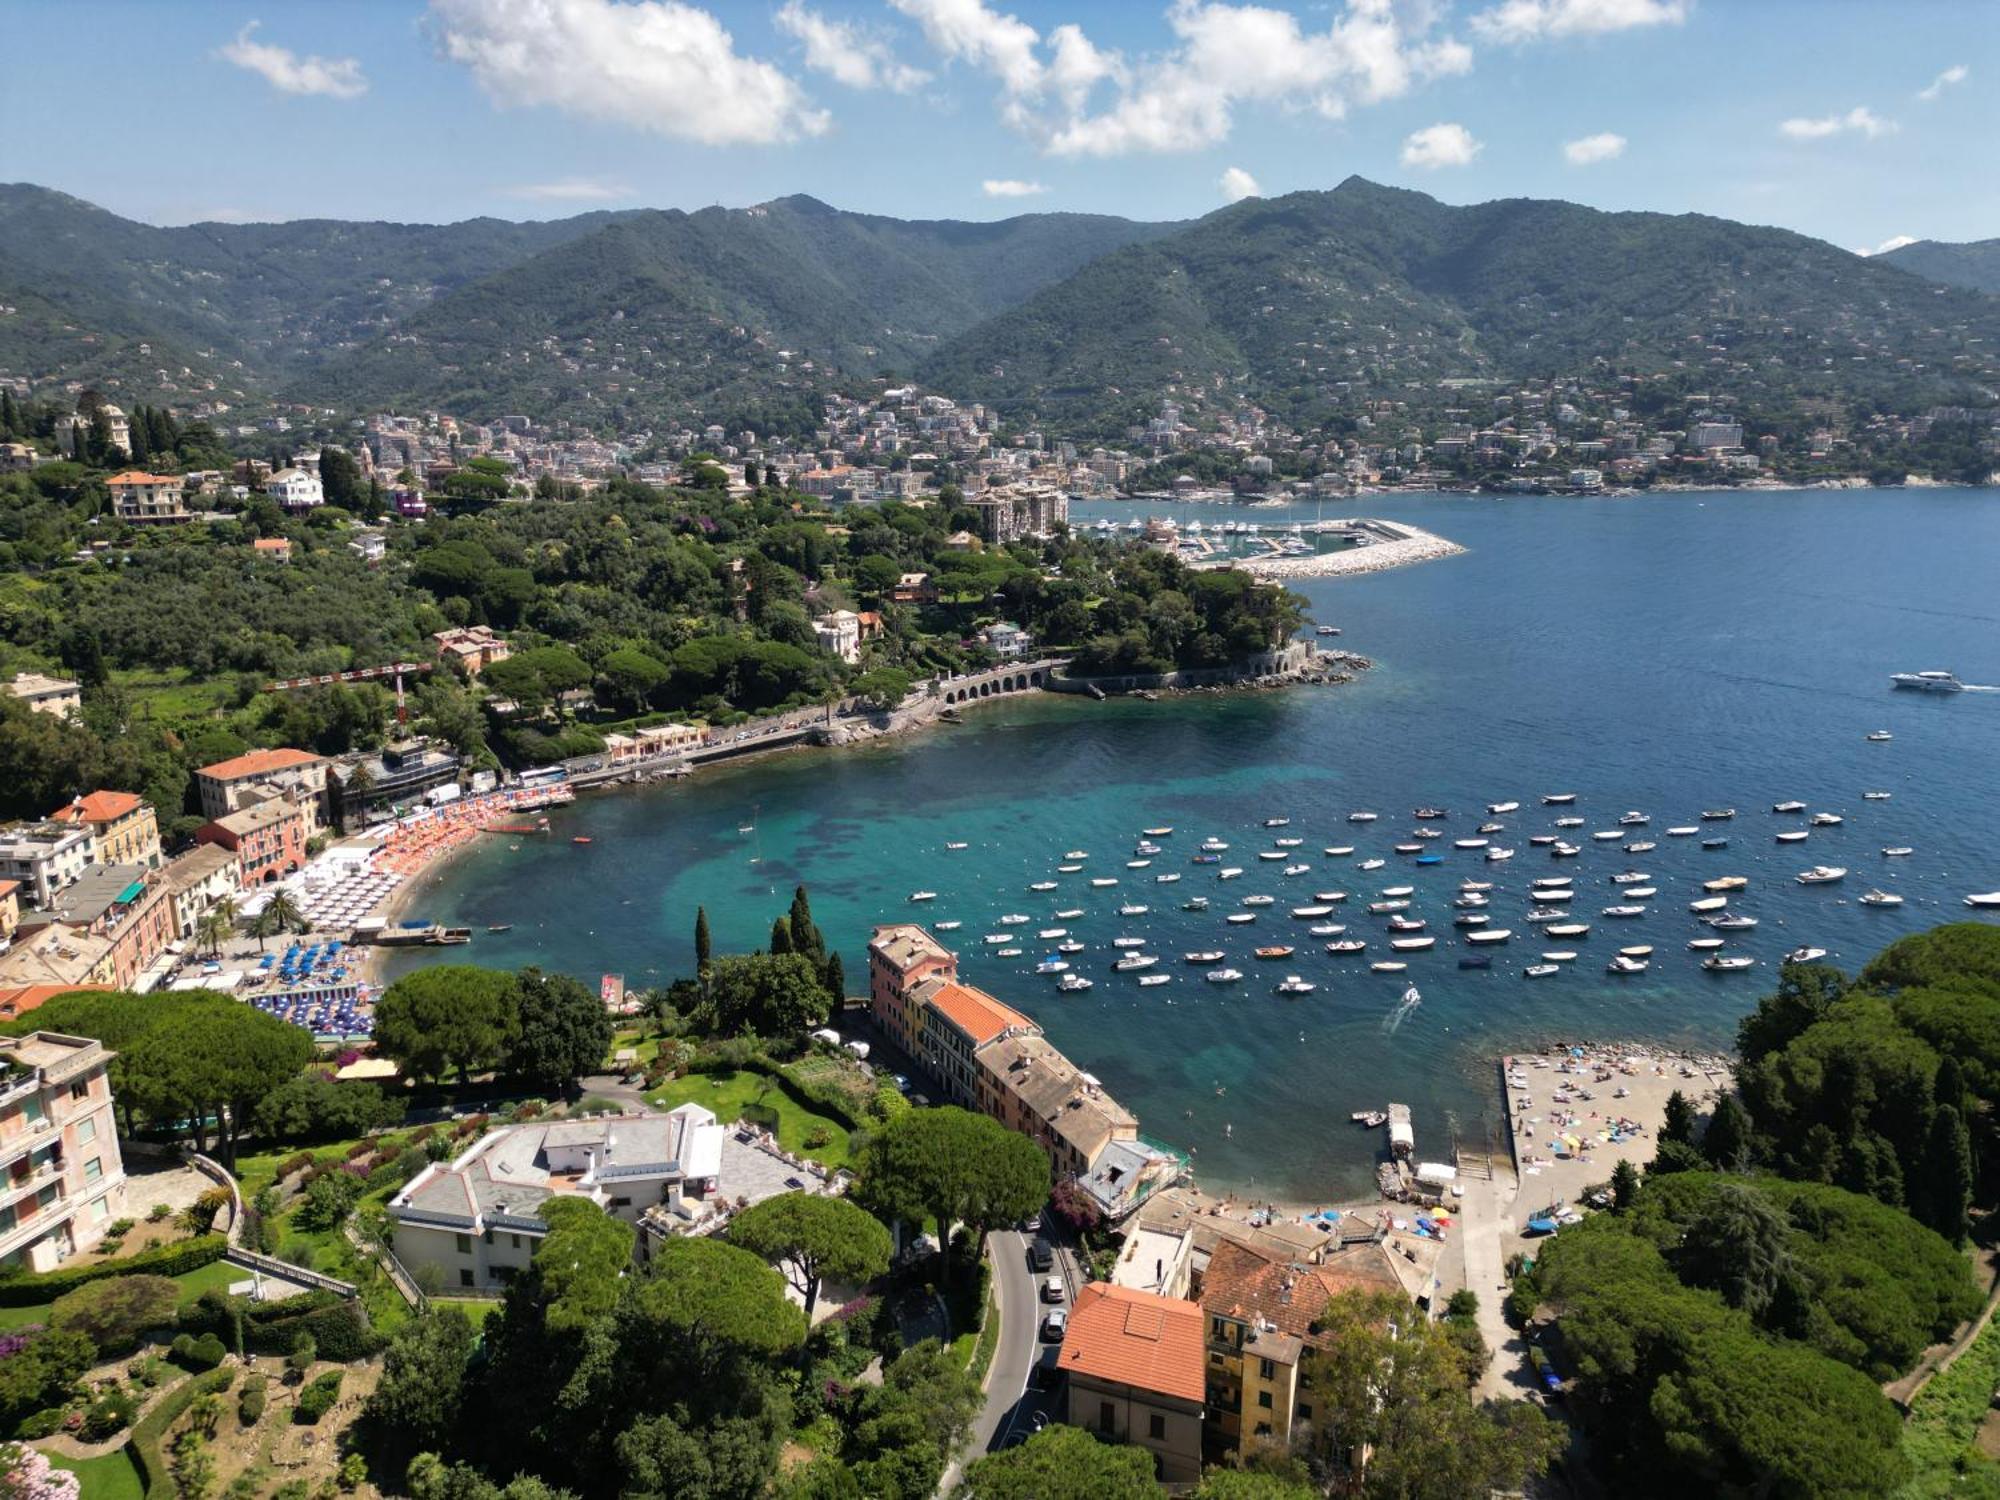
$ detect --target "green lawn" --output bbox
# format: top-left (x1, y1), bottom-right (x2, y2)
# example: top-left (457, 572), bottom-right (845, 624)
top-left (647, 1070), bottom-right (854, 1170)
top-left (433, 1297), bottom-right (505, 1329)
top-left (44, 1446), bottom-right (144, 1500)
top-left (112, 667), bottom-right (235, 720)
top-left (1897, 1306), bottom-right (2000, 1498)
top-left (0, 1258), bottom-right (251, 1331)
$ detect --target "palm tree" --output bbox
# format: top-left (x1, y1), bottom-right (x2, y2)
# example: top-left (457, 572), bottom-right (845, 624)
top-left (195, 907), bottom-right (230, 959)
top-left (264, 888), bottom-right (307, 937)
top-left (249, 907), bottom-right (281, 953)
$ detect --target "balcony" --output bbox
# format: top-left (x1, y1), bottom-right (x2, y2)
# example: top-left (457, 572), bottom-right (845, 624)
top-left (0, 1189), bottom-right (73, 1258)
top-left (0, 1155), bottom-right (65, 1206)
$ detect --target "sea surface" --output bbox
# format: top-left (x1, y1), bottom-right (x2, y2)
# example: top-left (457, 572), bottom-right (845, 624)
top-left (388, 488), bottom-right (2000, 1200)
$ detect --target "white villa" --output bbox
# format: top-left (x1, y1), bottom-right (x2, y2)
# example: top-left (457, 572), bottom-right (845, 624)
top-left (387, 1105), bottom-right (726, 1291)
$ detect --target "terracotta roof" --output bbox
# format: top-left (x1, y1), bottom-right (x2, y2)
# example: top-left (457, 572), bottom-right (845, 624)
top-left (1060, 1283), bottom-right (1205, 1404)
top-left (1200, 1238), bottom-right (1391, 1348)
top-left (104, 471), bottom-right (179, 486)
top-left (868, 924), bottom-right (954, 974)
top-left (197, 747), bottom-right (324, 781)
top-left (252, 537), bottom-right (291, 552)
top-left (0, 983), bottom-right (109, 1019)
top-left (48, 791), bottom-right (144, 826)
top-left (924, 980), bottom-right (1035, 1047)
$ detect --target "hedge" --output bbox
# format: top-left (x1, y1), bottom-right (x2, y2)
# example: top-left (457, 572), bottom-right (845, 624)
top-left (128, 1366), bottom-right (236, 1500)
top-left (0, 1235), bottom-right (227, 1307)
top-left (293, 1369), bottom-right (342, 1424)
top-left (686, 1052), bottom-right (864, 1133)
top-left (178, 1287), bottom-right (379, 1362)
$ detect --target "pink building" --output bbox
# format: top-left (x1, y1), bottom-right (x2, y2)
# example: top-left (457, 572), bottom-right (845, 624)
top-left (0, 1032), bottom-right (128, 1272)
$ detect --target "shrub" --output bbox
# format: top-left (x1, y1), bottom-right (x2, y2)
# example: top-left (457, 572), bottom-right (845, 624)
top-left (127, 1366), bottom-right (235, 1500)
top-left (239, 1374), bottom-right (267, 1426)
top-left (80, 1388), bottom-right (139, 1441)
top-left (294, 1172), bottom-right (363, 1233)
top-left (170, 1332), bottom-right (227, 1372)
top-left (148, 1203), bottom-right (172, 1223)
top-left (0, 1235), bottom-right (226, 1307)
top-left (106, 1218), bottom-right (137, 1239)
top-left (284, 1333), bottom-right (316, 1384)
top-left (14, 1408), bottom-right (66, 1440)
top-left (277, 1152), bottom-right (316, 1181)
top-left (338, 1452), bottom-right (367, 1491)
top-left (293, 1370), bottom-right (342, 1424)
top-left (803, 1124), bottom-right (834, 1150)
top-left (179, 1187), bottom-right (232, 1236)
top-left (50, 1274), bottom-right (181, 1356)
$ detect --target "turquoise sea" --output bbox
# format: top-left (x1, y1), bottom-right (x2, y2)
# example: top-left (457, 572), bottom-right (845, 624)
top-left (387, 489), bottom-right (2000, 1200)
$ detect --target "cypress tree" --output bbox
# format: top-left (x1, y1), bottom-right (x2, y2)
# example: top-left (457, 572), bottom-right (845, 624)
top-left (128, 405), bottom-right (151, 463)
top-left (1661, 1090), bottom-right (1695, 1147)
top-left (1610, 1158), bottom-right (1639, 1211)
top-left (1925, 1105), bottom-right (1974, 1246)
top-left (1, 389), bottom-right (18, 438)
top-left (770, 916), bottom-right (794, 956)
top-left (822, 950), bottom-right (845, 1005)
top-left (694, 905), bottom-right (712, 973)
top-left (1702, 1094), bottom-right (1751, 1171)
top-left (149, 405), bottom-right (176, 455)
top-left (788, 885), bottom-right (824, 963)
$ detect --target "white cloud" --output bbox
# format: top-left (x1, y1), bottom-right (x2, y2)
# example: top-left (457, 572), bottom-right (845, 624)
top-left (220, 21), bottom-right (367, 99)
top-left (1917, 63), bottom-right (1968, 101)
top-left (980, 178), bottom-right (1047, 197)
top-left (1472, 0), bottom-right (1687, 43)
top-left (1219, 165), bottom-right (1261, 202)
top-left (505, 178), bottom-right (634, 202)
top-left (1778, 105), bottom-right (1896, 141)
top-left (1401, 121), bottom-right (1481, 169)
top-left (1562, 131), bottom-right (1625, 165)
top-left (893, 0), bottom-right (1470, 158)
top-left (776, 2), bottom-right (929, 92)
top-left (1856, 234), bottom-right (1919, 257)
top-left (428, 0), bottom-right (827, 146)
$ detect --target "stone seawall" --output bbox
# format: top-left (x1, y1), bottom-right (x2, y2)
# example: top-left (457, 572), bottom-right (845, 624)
top-left (1044, 640), bottom-right (1367, 696)
top-left (1231, 519), bottom-right (1466, 580)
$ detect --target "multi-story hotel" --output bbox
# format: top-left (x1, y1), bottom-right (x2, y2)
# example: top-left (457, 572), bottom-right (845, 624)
top-left (0, 1032), bottom-right (128, 1272)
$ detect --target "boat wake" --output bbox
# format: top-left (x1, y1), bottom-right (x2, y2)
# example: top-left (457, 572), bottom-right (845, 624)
top-left (1959, 683), bottom-right (2000, 693)
top-left (1381, 984), bottom-right (1422, 1038)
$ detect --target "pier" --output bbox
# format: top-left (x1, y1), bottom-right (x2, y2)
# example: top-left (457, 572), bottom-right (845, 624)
top-left (1191, 517), bottom-right (1467, 580)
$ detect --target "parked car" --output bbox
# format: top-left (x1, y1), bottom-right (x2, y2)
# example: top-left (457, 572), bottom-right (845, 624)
top-left (1022, 1211), bottom-right (1042, 1233)
top-left (1041, 1275), bottom-right (1065, 1304)
top-left (1027, 1241), bottom-right (1054, 1273)
top-left (1039, 1309), bottom-right (1068, 1342)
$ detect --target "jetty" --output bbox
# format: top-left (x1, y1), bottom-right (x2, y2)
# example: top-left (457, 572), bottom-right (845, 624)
top-left (1196, 517), bottom-right (1466, 580)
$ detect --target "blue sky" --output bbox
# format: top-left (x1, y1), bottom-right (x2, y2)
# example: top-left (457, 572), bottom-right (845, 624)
top-left (4, 0), bottom-right (1994, 253)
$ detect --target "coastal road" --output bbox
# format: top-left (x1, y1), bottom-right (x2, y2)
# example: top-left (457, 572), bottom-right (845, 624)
top-left (969, 1230), bottom-right (1040, 1454)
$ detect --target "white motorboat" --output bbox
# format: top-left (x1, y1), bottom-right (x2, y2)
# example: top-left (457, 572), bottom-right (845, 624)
top-left (1454, 837), bottom-right (1490, 850)
top-left (1702, 808), bottom-right (1736, 821)
top-left (1309, 923), bottom-right (1346, 936)
top-left (1457, 913), bottom-right (1493, 927)
top-left (1324, 846), bottom-right (1355, 857)
top-left (1795, 866), bottom-right (1847, 885)
top-left (1183, 949), bottom-right (1227, 965)
top-left (1143, 827), bottom-right (1174, 837)
top-left (1542, 793), bottom-right (1577, 805)
top-left (1535, 888), bottom-right (1574, 903)
top-left (1283, 863), bottom-right (1312, 876)
top-left (1030, 880), bottom-right (1058, 892)
top-left (1112, 936), bottom-right (1146, 948)
top-left (1347, 812), bottom-right (1379, 823)
top-left (1547, 923), bottom-right (1590, 938)
top-left (1860, 889), bottom-right (1903, 906)
top-left (1038, 927), bottom-right (1068, 939)
top-left (1689, 896), bottom-right (1729, 913)
top-left (1776, 831), bottom-right (1810, 844)
top-left (1552, 843), bottom-right (1581, 857)
top-left (1621, 887), bottom-right (1658, 900)
top-left (1460, 880), bottom-right (1494, 892)
top-left (1315, 890), bottom-right (1349, 903)
top-left (1454, 894), bottom-right (1490, 909)
top-left (935, 920), bottom-right (962, 931)
top-left (1119, 902), bottom-right (1150, 916)
top-left (1065, 850), bottom-right (1089, 860)
top-left (1390, 935), bottom-right (1436, 952)
top-left (1114, 954), bottom-right (1159, 972)
top-left (1258, 850), bottom-right (1287, 862)
top-left (1785, 946), bottom-right (1828, 963)
top-left (1292, 905), bottom-right (1334, 918)
top-left (1704, 876), bottom-right (1748, 892)
top-left (1206, 968), bottom-right (1244, 984)
top-left (1554, 816), bottom-right (1585, 828)
top-left (1532, 875), bottom-right (1573, 888)
top-left (1530, 834), bottom-right (1558, 846)
top-left (1035, 959), bottom-right (1069, 974)
top-left (1202, 838), bottom-right (1230, 852)
top-left (1394, 843), bottom-right (1423, 855)
top-left (1703, 955), bottom-right (1756, 972)
top-left (1382, 885), bottom-right (1416, 897)
top-left (1607, 955), bottom-right (1648, 974)
top-left (1707, 913), bottom-right (1758, 930)
top-left (1000, 913), bottom-right (1030, 925)
top-left (1968, 893), bottom-right (2000, 909)
top-left (1057, 941), bottom-right (1085, 954)
top-left (945, 841), bottom-right (968, 850)
top-left (1542, 950), bottom-right (1578, 963)
top-left (1465, 928), bottom-right (1512, 945)
top-left (1275, 975), bottom-right (1317, 996)
top-left (1180, 897), bottom-right (1209, 912)
top-left (1489, 801), bottom-right (1521, 814)
top-left (1359, 858), bottom-right (1386, 871)
top-left (1127, 859), bottom-right (1152, 869)
top-left (1524, 964), bottom-right (1559, 979)
top-left (1688, 937), bottom-right (1725, 951)
top-left (1058, 974), bottom-right (1093, 992)
top-left (1883, 847), bottom-right (1914, 857)
top-left (1524, 909), bottom-right (1565, 924)
top-left (1264, 817), bottom-right (1291, 828)
top-left (1275, 836), bottom-right (1303, 848)
top-left (984, 933), bottom-right (1010, 945)
top-left (909, 891), bottom-right (937, 902)
top-left (1242, 894), bottom-right (1275, 907)
top-left (1058, 864), bottom-right (1082, 873)
top-left (1156, 873), bottom-right (1181, 883)
top-left (1610, 871), bottom-right (1650, 885)
top-left (1387, 917), bottom-right (1427, 933)
top-left (1772, 801), bottom-right (1807, 814)
top-left (1370, 961), bottom-right (1407, 973)
top-left (1592, 830), bottom-right (1623, 842)
top-left (1618, 945), bottom-right (1653, 959)
top-left (1091, 877), bottom-right (1119, 887)
top-left (1891, 669), bottom-right (1963, 692)
top-left (1602, 905), bottom-right (1647, 918)
top-left (1811, 813), bottom-right (1843, 827)
top-left (1863, 791), bottom-right (1891, 801)
top-left (1226, 912), bottom-right (1258, 925)
top-left (1056, 908), bottom-right (1085, 919)
top-left (1218, 867), bottom-right (1244, 880)
top-left (1625, 841), bottom-right (1657, 855)
top-left (1138, 973), bottom-right (1170, 987)
top-left (1667, 826), bottom-right (1699, 837)
top-left (1369, 900), bottom-right (1411, 914)
top-left (1619, 811), bottom-right (1649, 826)
top-left (1327, 939), bottom-right (1367, 954)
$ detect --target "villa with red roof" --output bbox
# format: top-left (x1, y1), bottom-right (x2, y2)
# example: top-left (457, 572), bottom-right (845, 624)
top-left (1061, 1283), bottom-right (1206, 1483)
top-left (194, 747), bottom-right (329, 831)
top-left (47, 791), bottom-right (160, 869)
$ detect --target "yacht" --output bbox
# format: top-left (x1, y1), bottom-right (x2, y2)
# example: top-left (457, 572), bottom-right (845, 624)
top-left (1703, 955), bottom-right (1756, 972)
top-left (1058, 974), bottom-right (1093, 992)
top-left (1414, 827), bottom-right (1444, 840)
top-left (1891, 669), bottom-right (1964, 692)
top-left (1882, 847), bottom-right (1914, 858)
top-left (1860, 889), bottom-right (1903, 907)
top-left (1796, 866), bottom-right (1847, 885)
top-left (1488, 800), bottom-right (1520, 815)
top-left (1275, 975), bottom-right (1317, 996)
top-left (1785, 946), bottom-right (1828, 963)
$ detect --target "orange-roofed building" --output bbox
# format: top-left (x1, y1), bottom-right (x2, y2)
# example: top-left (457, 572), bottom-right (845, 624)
top-left (867, 924), bottom-right (959, 1058)
top-left (104, 471), bottom-right (188, 523)
top-left (1061, 1283), bottom-right (1206, 1483)
top-left (914, 978), bottom-right (1037, 1107)
top-left (0, 983), bottom-right (108, 1022)
top-left (47, 791), bottom-right (160, 869)
top-left (251, 536), bottom-right (292, 562)
top-left (195, 747), bottom-right (329, 830)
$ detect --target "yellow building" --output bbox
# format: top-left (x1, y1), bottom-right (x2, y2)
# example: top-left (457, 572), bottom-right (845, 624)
top-left (47, 792), bottom-right (161, 869)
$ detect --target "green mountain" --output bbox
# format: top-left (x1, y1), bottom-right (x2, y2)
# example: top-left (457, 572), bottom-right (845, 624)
top-left (1880, 237), bottom-right (2000, 296)
top-left (0, 183), bottom-right (627, 400)
top-left (291, 196), bottom-right (1180, 433)
top-left (922, 178), bottom-right (2000, 434)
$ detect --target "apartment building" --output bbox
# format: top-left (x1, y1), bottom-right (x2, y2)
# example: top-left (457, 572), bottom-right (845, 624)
top-left (4, 673), bottom-right (81, 719)
top-left (194, 748), bottom-right (329, 829)
top-left (46, 792), bottom-right (161, 870)
top-left (195, 799), bottom-right (310, 890)
top-left (0, 823), bottom-right (93, 909)
top-left (1061, 1283), bottom-right (1206, 1484)
top-left (0, 1032), bottom-right (128, 1272)
top-left (104, 471), bottom-right (189, 523)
